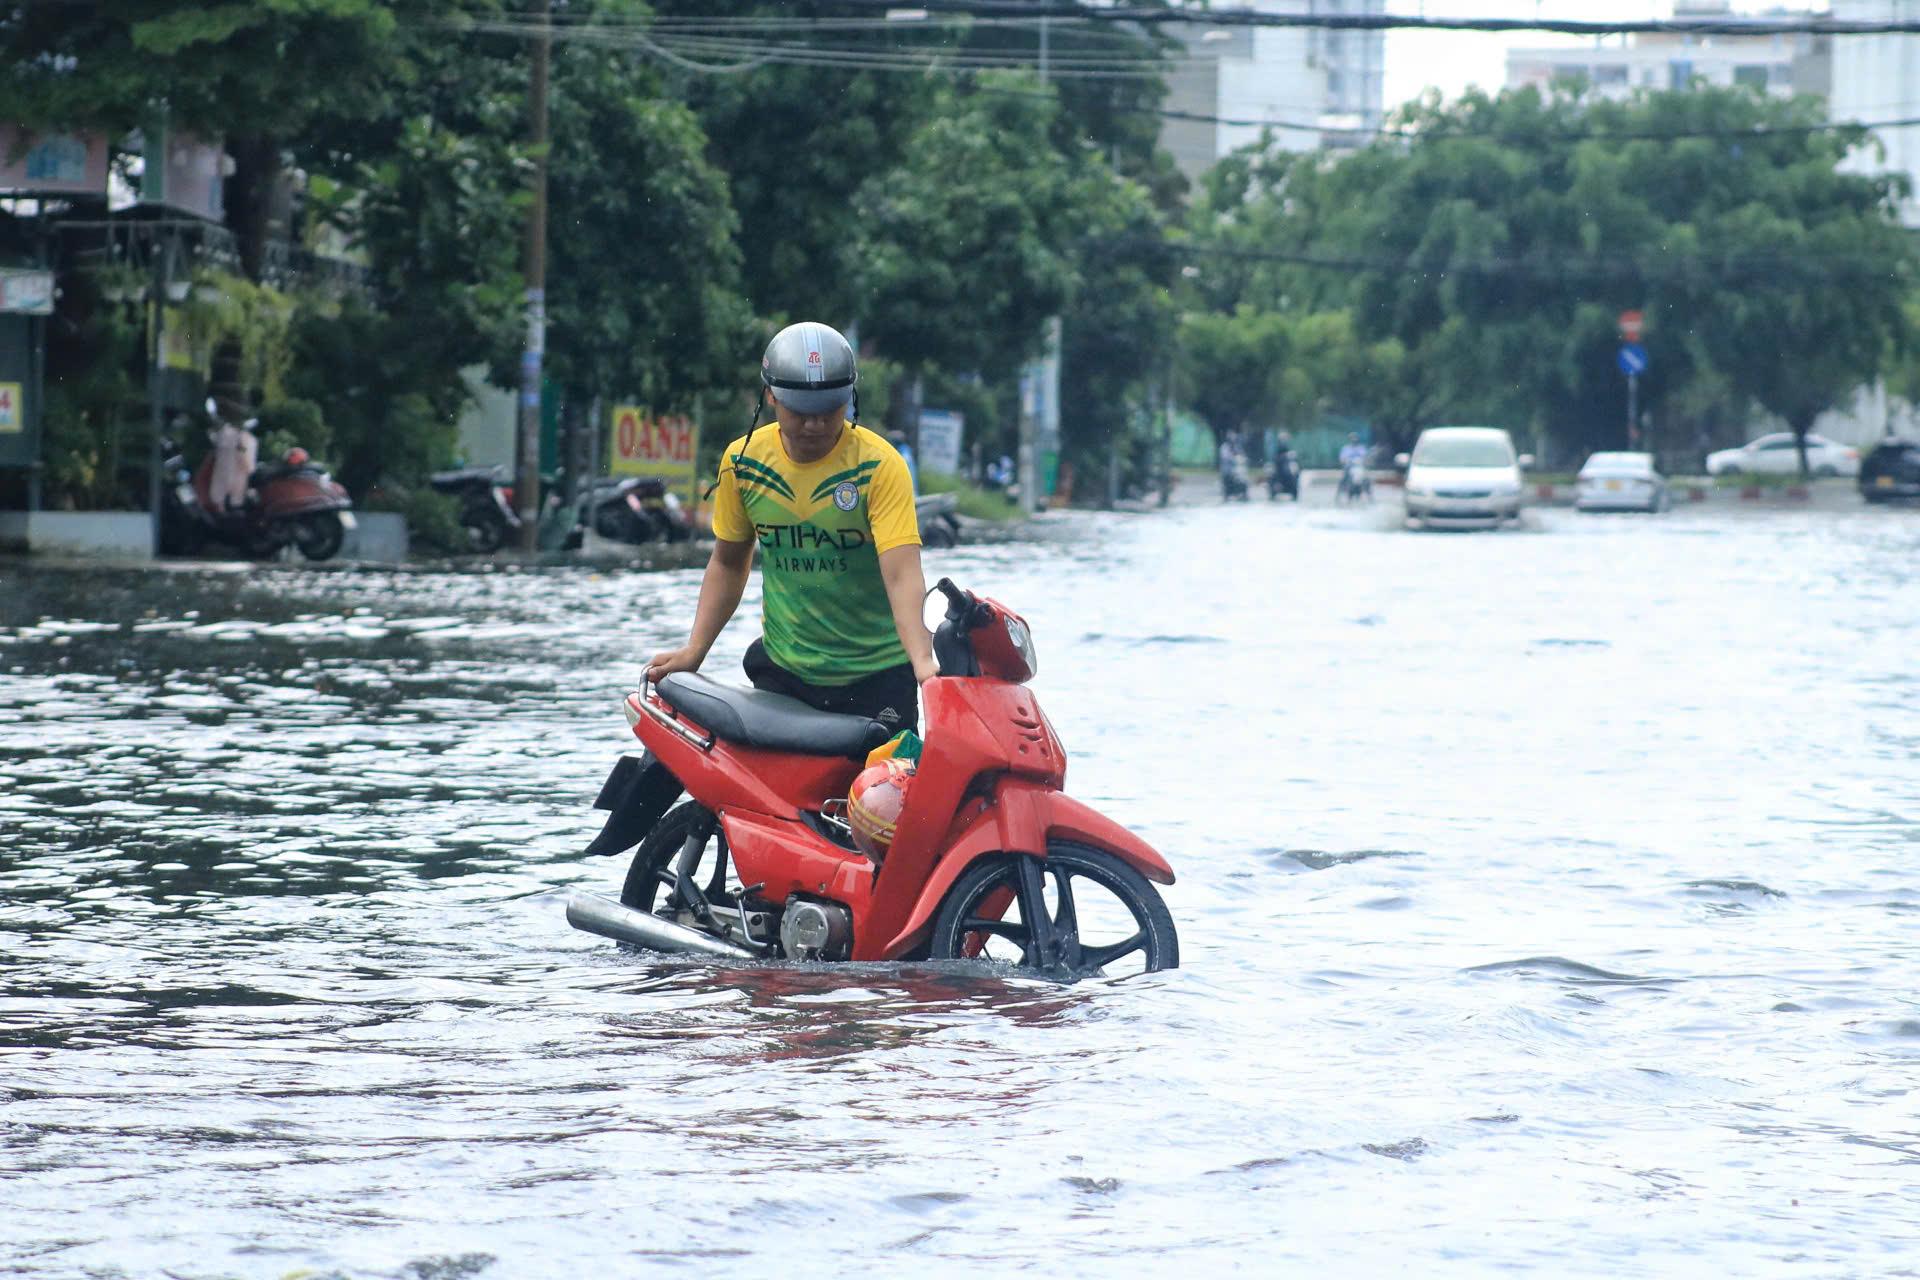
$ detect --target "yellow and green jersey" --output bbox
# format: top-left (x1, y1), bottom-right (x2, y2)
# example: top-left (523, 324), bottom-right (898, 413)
top-left (711, 423), bottom-right (920, 685)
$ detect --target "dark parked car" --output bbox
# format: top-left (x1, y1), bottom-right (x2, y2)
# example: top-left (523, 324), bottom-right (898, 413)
top-left (1860, 438), bottom-right (1920, 502)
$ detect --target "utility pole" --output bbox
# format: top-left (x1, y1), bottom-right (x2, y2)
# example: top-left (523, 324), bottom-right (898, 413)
top-left (1015, 3), bottom-right (1054, 517)
top-left (515, 0), bottom-right (551, 553)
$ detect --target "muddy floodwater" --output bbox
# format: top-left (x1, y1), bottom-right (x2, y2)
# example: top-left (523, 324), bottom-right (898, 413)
top-left (4, 499), bottom-right (1919, 1278)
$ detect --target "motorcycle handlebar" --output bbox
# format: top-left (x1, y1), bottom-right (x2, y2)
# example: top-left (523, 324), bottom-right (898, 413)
top-left (934, 577), bottom-right (972, 618)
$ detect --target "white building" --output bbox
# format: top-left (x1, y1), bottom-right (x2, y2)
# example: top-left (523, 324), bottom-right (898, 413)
top-left (1161, 0), bottom-right (1386, 187)
top-left (1506, 2), bottom-right (1830, 102)
top-left (1829, 0), bottom-right (1920, 228)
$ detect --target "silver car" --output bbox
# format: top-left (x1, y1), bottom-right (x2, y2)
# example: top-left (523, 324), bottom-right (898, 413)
top-left (1574, 451), bottom-right (1670, 513)
top-left (1399, 427), bottom-right (1532, 529)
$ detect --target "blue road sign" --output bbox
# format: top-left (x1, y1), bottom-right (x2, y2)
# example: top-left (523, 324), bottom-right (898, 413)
top-left (1617, 343), bottom-right (1648, 377)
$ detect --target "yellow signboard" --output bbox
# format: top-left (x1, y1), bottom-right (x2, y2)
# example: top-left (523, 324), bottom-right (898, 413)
top-left (609, 406), bottom-right (698, 496)
top-left (158, 304), bottom-right (198, 371)
top-left (0, 381), bottom-right (21, 433)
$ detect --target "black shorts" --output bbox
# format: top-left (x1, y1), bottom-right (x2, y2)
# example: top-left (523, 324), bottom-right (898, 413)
top-left (743, 638), bottom-right (918, 735)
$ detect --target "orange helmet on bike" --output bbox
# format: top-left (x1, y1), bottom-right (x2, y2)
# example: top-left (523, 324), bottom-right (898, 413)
top-left (847, 758), bottom-right (914, 860)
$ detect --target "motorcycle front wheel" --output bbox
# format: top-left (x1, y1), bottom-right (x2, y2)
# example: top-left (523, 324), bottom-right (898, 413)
top-left (293, 511), bottom-right (346, 561)
top-left (929, 842), bottom-right (1178, 980)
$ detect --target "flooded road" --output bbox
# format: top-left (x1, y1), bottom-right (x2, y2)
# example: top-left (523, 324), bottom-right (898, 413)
top-left (4, 499), bottom-right (1919, 1278)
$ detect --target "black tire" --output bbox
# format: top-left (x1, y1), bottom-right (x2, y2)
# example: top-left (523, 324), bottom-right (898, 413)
top-left (293, 511), bottom-right (346, 562)
top-left (928, 841), bottom-right (1178, 980)
top-left (1814, 464), bottom-right (1839, 479)
top-left (593, 500), bottom-right (632, 542)
top-left (464, 505), bottom-right (509, 554)
top-left (1718, 464), bottom-right (1741, 477)
top-left (619, 801), bottom-right (734, 917)
top-left (159, 513), bottom-right (203, 557)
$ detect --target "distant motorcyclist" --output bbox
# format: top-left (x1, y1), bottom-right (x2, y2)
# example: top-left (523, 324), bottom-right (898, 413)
top-left (1218, 432), bottom-right (1249, 501)
top-left (1268, 430), bottom-right (1300, 500)
top-left (1338, 432), bottom-right (1367, 470)
top-left (1336, 432), bottom-right (1373, 504)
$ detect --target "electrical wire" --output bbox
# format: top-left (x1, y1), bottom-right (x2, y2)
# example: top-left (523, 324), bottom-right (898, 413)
top-left (423, 11), bottom-right (1920, 139)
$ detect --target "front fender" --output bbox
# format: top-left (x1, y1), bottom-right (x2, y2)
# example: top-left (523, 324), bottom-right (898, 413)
top-left (869, 780), bottom-right (1174, 960)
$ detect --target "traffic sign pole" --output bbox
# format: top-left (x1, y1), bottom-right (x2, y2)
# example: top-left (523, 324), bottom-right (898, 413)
top-left (1615, 342), bottom-right (1649, 448)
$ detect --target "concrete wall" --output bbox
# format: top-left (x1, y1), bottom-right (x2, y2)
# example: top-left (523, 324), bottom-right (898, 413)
top-left (0, 510), bottom-right (407, 561)
top-left (0, 511), bottom-right (153, 558)
top-left (339, 512), bottom-right (408, 562)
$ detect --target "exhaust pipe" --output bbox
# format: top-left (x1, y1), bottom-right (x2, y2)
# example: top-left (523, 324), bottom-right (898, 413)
top-left (566, 892), bottom-right (756, 960)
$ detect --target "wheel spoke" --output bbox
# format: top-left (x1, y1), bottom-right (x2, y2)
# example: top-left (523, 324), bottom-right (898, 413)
top-left (961, 915), bottom-right (1028, 943)
top-left (1050, 866), bottom-right (1080, 936)
top-left (1078, 932), bottom-right (1147, 971)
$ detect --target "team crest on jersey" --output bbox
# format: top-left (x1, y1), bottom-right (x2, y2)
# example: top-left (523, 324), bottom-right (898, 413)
top-left (832, 480), bottom-right (860, 511)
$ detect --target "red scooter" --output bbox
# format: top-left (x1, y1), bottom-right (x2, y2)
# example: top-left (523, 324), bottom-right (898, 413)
top-left (569, 579), bottom-right (1179, 979)
top-left (160, 401), bottom-right (356, 561)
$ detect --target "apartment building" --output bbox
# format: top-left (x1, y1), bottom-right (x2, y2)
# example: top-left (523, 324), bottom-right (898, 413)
top-left (1505, 2), bottom-right (1830, 101)
top-left (1162, 0), bottom-right (1386, 187)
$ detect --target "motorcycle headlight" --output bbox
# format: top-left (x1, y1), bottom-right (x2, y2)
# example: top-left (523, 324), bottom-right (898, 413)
top-left (1006, 615), bottom-right (1037, 681)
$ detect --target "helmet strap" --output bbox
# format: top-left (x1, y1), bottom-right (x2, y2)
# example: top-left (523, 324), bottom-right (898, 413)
top-left (703, 389), bottom-right (768, 501)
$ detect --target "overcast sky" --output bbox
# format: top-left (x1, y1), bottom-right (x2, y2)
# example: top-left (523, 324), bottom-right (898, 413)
top-left (1381, 0), bottom-right (1776, 109)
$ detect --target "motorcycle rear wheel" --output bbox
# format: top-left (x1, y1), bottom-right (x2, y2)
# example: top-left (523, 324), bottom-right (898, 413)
top-left (929, 842), bottom-right (1178, 980)
top-left (293, 511), bottom-right (346, 561)
top-left (620, 801), bottom-right (736, 918)
top-left (464, 506), bottom-right (510, 554)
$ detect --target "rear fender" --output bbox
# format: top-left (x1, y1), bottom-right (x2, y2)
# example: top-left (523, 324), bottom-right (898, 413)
top-left (628, 692), bottom-right (861, 818)
top-left (582, 750), bottom-right (683, 857)
top-left (868, 780), bottom-right (1174, 960)
top-left (259, 473), bottom-right (351, 517)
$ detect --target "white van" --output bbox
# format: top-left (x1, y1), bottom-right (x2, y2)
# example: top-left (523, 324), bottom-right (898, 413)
top-left (1398, 427), bottom-right (1532, 529)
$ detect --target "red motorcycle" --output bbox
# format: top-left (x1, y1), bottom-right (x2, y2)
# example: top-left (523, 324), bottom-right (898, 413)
top-left (161, 401), bottom-right (356, 561)
top-left (569, 579), bottom-right (1179, 979)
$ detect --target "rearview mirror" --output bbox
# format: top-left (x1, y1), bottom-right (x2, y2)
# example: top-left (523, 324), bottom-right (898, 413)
top-left (1394, 452), bottom-right (1410, 468)
top-left (1518, 453), bottom-right (1535, 468)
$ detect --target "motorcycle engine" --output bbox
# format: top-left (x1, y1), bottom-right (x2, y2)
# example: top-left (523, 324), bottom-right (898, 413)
top-left (778, 897), bottom-right (853, 962)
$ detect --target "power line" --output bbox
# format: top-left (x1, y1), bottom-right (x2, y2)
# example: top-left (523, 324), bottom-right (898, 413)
top-left (1166, 238), bottom-right (1918, 285)
top-left (438, 15), bottom-right (1920, 141)
top-left (829, 1), bottom-right (1920, 37)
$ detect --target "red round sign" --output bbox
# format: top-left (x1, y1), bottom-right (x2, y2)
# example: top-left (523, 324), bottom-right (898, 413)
top-left (1618, 310), bottom-right (1645, 343)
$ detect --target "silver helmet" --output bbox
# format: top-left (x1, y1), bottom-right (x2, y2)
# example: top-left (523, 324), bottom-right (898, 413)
top-left (761, 322), bottom-right (857, 414)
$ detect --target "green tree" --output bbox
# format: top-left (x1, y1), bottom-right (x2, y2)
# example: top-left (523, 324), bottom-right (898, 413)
top-left (852, 75), bottom-right (1084, 387)
top-left (0, 0), bottom-right (442, 280)
top-left (1188, 84), bottom-right (1918, 469)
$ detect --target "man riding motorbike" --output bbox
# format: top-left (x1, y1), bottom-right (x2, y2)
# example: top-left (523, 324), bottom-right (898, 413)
top-left (1268, 430), bottom-right (1300, 500)
top-left (1337, 431), bottom-right (1373, 504)
top-left (644, 322), bottom-right (936, 733)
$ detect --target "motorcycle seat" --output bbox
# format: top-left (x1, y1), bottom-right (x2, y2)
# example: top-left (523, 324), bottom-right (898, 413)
top-left (657, 672), bottom-right (894, 759)
top-left (430, 466), bottom-right (500, 487)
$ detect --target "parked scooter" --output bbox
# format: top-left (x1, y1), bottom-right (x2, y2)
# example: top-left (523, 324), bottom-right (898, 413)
top-left (1268, 450), bottom-right (1301, 501)
top-left (428, 465), bottom-right (521, 554)
top-left (160, 400), bottom-right (355, 561)
top-left (1336, 457), bottom-right (1374, 505)
top-left (567, 578), bottom-right (1179, 979)
top-left (568, 475), bottom-right (693, 548)
top-left (916, 492), bottom-right (961, 548)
